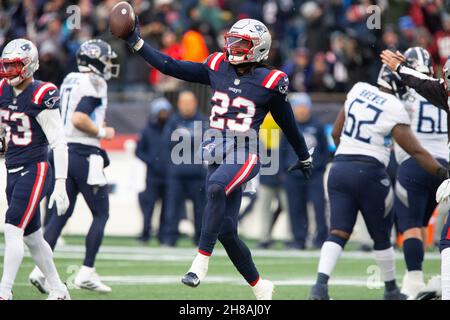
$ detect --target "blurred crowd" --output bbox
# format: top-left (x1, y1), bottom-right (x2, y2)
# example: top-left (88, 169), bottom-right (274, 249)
top-left (1, 0), bottom-right (449, 93)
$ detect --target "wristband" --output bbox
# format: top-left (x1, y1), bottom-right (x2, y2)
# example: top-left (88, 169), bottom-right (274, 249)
top-left (133, 38), bottom-right (144, 51)
top-left (97, 127), bottom-right (106, 138)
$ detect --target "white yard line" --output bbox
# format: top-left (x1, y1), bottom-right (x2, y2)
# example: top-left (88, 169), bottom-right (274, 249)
top-left (0, 244), bottom-right (441, 261)
top-left (11, 276), bottom-right (384, 287)
top-left (99, 275), bottom-right (381, 287)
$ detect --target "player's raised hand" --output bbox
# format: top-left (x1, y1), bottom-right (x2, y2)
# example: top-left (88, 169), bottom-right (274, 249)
top-left (380, 50), bottom-right (406, 72)
top-left (48, 179), bottom-right (70, 216)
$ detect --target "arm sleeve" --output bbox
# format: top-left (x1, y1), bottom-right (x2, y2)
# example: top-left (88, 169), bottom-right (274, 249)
top-left (75, 96), bottom-right (102, 115)
top-left (36, 109), bottom-right (68, 179)
top-left (268, 93), bottom-right (310, 161)
top-left (397, 65), bottom-right (449, 110)
top-left (136, 41), bottom-right (211, 85)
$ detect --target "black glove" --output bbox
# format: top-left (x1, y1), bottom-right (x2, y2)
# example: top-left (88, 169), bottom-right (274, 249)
top-left (124, 16), bottom-right (142, 50)
top-left (288, 156), bottom-right (313, 179)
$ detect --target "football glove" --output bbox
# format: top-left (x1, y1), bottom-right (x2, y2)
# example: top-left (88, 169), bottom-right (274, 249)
top-left (124, 16), bottom-right (142, 51)
top-left (48, 179), bottom-right (70, 216)
top-left (288, 156), bottom-right (313, 179)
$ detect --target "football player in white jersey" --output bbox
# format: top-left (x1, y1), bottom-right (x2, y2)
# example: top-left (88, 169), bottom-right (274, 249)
top-left (392, 47), bottom-right (448, 299)
top-left (29, 39), bottom-right (118, 294)
top-left (308, 65), bottom-right (448, 300)
top-left (381, 49), bottom-right (450, 300)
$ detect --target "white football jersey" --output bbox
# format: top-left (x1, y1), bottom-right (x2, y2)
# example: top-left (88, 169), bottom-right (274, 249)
top-left (394, 89), bottom-right (448, 164)
top-left (336, 82), bottom-right (410, 167)
top-left (59, 72), bottom-right (107, 147)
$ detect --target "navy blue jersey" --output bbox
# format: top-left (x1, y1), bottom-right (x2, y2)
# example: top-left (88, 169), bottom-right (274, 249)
top-left (204, 52), bottom-right (290, 134)
top-left (135, 44), bottom-right (310, 161)
top-left (0, 78), bottom-right (60, 169)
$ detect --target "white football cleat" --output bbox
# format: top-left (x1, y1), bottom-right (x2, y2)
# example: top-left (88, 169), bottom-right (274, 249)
top-left (29, 266), bottom-right (49, 294)
top-left (252, 279), bottom-right (274, 300)
top-left (401, 271), bottom-right (426, 300)
top-left (74, 266), bottom-right (112, 293)
top-left (46, 286), bottom-right (71, 300)
top-left (416, 275), bottom-right (442, 300)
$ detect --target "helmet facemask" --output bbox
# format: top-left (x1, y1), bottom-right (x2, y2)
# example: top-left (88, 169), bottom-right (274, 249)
top-left (0, 57), bottom-right (31, 86)
top-left (224, 33), bottom-right (258, 65)
top-left (101, 51), bottom-right (120, 80)
top-left (377, 64), bottom-right (408, 100)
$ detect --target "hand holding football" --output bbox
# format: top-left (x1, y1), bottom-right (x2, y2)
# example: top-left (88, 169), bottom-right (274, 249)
top-left (109, 1), bottom-right (136, 39)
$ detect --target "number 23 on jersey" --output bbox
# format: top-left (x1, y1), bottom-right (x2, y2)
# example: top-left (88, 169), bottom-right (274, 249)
top-left (209, 91), bottom-right (256, 132)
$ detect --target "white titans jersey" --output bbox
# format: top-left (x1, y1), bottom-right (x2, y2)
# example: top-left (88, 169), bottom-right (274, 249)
top-left (336, 82), bottom-right (410, 167)
top-left (394, 89), bottom-right (448, 164)
top-left (59, 72), bottom-right (107, 147)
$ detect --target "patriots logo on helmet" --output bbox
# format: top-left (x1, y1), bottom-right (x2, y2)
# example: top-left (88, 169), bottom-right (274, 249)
top-left (253, 24), bottom-right (267, 36)
top-left (20, 43), bottom-right (32, 52)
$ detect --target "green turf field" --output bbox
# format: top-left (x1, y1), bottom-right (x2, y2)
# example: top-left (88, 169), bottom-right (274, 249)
top-left (0, 234), bottom-right (441, 300)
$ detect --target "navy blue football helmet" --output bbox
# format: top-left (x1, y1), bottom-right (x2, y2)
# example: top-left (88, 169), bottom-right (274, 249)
top-left (76, 39), bottom-right (119, 80)
top-left (404, 46), bottom-right (433, 75)
top-left (377, 64), bottom-right (408, 100)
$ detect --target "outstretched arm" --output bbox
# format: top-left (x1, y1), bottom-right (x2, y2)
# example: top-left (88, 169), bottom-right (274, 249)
top-left (121, 20), bottom-right (210, 85)
top-left (134, 41), bottom-right (211, 85)
top-left (380, 49), bottom-right (448, 110)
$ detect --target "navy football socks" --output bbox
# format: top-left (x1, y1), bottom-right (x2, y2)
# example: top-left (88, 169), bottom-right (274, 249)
top-left (403, 238), bottom-right (424, 271)
top-left (218, 232), bottom-right (259, 285)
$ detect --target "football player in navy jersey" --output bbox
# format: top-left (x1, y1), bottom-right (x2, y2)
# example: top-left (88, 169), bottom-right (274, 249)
top-left (114, 18), bottom-right (312, 299)
top-left (0, 39), bottom-right (70, 300)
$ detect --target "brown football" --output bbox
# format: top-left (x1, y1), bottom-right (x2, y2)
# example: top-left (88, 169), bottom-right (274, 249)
top-left (109, 1), bottom-right (135, 39)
